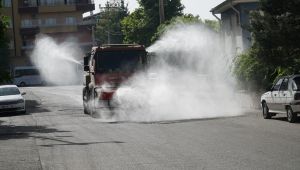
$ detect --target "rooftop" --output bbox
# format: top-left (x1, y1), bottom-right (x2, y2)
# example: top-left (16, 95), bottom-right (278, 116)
top-left (210, 0), bottom-right (259, 14)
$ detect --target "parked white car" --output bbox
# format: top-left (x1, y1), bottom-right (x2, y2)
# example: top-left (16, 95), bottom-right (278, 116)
top-left (13, 66), bottom-right (45, 87)
top-left (0, 85), bottom-right (26, 114)
top-left (261, 75), bottom-right (300, 123)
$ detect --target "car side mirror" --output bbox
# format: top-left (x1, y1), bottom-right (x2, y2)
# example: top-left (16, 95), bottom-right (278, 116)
top-left (21, 92), bottom-right (26, 95)
top-left (266, 86), bottom-right (273, 91)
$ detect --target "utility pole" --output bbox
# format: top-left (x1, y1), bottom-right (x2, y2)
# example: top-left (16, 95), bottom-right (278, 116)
top-left (159, 0), bottom-right (165, 24)
top-left (11, 0), bottom-right (17, 57)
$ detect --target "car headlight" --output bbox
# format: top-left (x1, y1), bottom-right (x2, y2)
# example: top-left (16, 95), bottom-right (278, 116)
top-left (16, 99), bottom-right (25, 103)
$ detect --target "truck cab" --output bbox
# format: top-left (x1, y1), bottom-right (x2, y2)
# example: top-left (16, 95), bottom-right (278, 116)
top-left (83, 44), bottom-right (147, 116)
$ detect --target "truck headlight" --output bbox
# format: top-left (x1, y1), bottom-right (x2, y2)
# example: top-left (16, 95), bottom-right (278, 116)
top-left (95, 87), bottom-right (102, 96)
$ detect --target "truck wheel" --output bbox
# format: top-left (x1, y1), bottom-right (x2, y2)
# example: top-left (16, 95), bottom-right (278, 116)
top-left (262, 102), bottom-right (271, 119)
top-left (88, 90), bottom-right (96, 117)
top-left (287, 107), bottom-right (297, 123)
top-left (83, 88), bottom-right (89, 115)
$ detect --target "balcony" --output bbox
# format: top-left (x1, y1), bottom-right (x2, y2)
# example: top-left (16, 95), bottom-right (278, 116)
top-left (20, 27), bottom-right (40, 35)
top-left (19, 6), bottom-right (38, 13)
top-left (18, 0), bottom-right (95, 13)
top-left (18, 0), bottom-right (38, 13)
top-left (21, 40), bottom-right (35, 50)
top-left (76, 0), bottom-right (95, 12)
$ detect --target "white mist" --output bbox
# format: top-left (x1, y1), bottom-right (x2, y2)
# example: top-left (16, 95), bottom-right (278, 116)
top-left (30, 35), bottom-right (83, 85)
top-left (109, 24), bottom-right (243, 122)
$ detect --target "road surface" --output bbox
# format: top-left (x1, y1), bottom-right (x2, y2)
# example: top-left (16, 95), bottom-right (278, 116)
top-left (0, 86), bottom-right (299, 170)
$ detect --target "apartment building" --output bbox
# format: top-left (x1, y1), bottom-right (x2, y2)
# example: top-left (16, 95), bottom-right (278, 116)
top-left (1, 0), bottom-right (95, 67)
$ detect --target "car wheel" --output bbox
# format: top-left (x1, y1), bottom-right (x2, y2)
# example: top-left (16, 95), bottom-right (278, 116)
top-left (287, 107), bottom-right (297, 123)
top-left (41, 81), bottom-right (46, 86)
top-left (19, 82), bottom-right (26, 87)
top-left (262, 102), bottom-right (271, 119)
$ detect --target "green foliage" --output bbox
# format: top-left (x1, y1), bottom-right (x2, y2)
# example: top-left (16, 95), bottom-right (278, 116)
top-left (0, 0), bottom-right (11, 83)
top-left (121, 0), bottom-right (184, 46)
top-left (121, 8), bottom-right (151, 45)
top-left (95, 0), bottom-right (128, 44)
top-left (234, 0), bottom-right (300, 90)
top-left (151, 14), bottom-right (221, 43)
top-left (234, 49), bottom-right (271, 90)
top-left (204, 19), bottom-right (220, 32)
top-left (151, 14), bottom-right (202, 42)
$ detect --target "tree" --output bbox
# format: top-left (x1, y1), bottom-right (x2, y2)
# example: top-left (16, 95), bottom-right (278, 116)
top-left (0, 0), bottom-right (11, 83)
top-left (95, 0), bottom-right (128, 44)
top-left (121, 8), bottom-right (151, 45)
top-left (204, 19), bottom-right (220, 32)
top-left (250, 0), bottom-right (300, 70)
top-left (234, 0), bottom-right (300, 90)
top-left (151, 14), bottom-right (221, 42)
top-left (122, 0), bottom-right (184, 46)
top-left (151, 14), bottom-right (202, 42)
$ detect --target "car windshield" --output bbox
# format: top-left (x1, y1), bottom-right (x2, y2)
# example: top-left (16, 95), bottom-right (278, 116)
top-left (0, 87), bottom-right (20, 96)
top-left (96, 51), bottom-right (145, 73)
top-left (14, 68), bottom-right (40, 78)
top-left (292, 77), bottom-right (300, 91)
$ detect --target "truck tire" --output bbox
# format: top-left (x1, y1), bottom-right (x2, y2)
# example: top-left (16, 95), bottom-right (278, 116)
top-left (89, 90), bottom-right (97, 116)
top-left (262, 102), bottom-right (271, 119)
top-left (83, 87), bottom-right (89, 115)
top-left (287, 106), bottom-right (297, 123)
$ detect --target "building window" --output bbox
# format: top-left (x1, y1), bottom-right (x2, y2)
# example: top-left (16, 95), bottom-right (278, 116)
top-left (65, 17), bottom-right (76, 25)
top-left (2, 0), bottom-right (11, 7)
top-left (27, 0), bottom-right (38, 6)
top-left (23, 0), bottom-right (37, 6)
top-left (66, 0), bottom-right (75, 5)
top-left (45, 18), bottom-right (56, 26)
top-left (40, 0), bottom-right (64, 6)
top-left (9, 40), bottom-right (14, 49)
top-left (21, 19), bottom-right (33, 28)
top-left (38, 19), bottom-right (42, 26)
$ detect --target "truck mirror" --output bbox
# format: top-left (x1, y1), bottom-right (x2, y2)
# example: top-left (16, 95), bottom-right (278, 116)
top-left (84, 53), bottom-right (90, 66)
top-left (84, 65), bottom-right (90, 71)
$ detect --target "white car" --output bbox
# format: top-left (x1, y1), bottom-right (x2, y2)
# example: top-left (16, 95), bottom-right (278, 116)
top-left (0, 85), bottom-right (26, 114)
top-left (261, 75), bottom-right (300, 123)
top-left (13, 66), bottom-right (44, 86)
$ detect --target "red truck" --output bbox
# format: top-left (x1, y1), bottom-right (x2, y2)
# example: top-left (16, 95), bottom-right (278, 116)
top-left (82, 44), bottom-right (147, 116)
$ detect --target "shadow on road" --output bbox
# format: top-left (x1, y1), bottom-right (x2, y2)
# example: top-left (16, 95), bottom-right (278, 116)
top-left (0, 99), bottom-right (51, 117)
top-left (0, 124), bottom-right (71, 140)
top-left (0, 112), bottom-right (26, 117)
top-left (272, 116), bottom-right (300, 124)
top-left (26, 99), bottom-right (51, 114)
top-left (36, 135), bottom-right (124, 147)
top-left (0, 121), bottom-right (125, 146)
top-left (100, 115), bottom-right (246, 125)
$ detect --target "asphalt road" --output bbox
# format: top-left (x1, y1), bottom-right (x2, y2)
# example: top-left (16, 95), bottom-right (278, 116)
top-left (0, 86), bottom-right (300, 170)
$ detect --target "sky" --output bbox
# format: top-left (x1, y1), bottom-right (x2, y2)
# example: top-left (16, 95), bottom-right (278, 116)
top-left (91, 0), bottom-right (225, 20)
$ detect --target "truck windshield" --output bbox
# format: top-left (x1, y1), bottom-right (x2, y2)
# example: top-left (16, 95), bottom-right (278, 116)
top-left (0, 87), bottom-right (20, 96)
top-left (292, 77), bottom-right (300, 91)
top-left (96, 51), bottom-right (144, 73)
